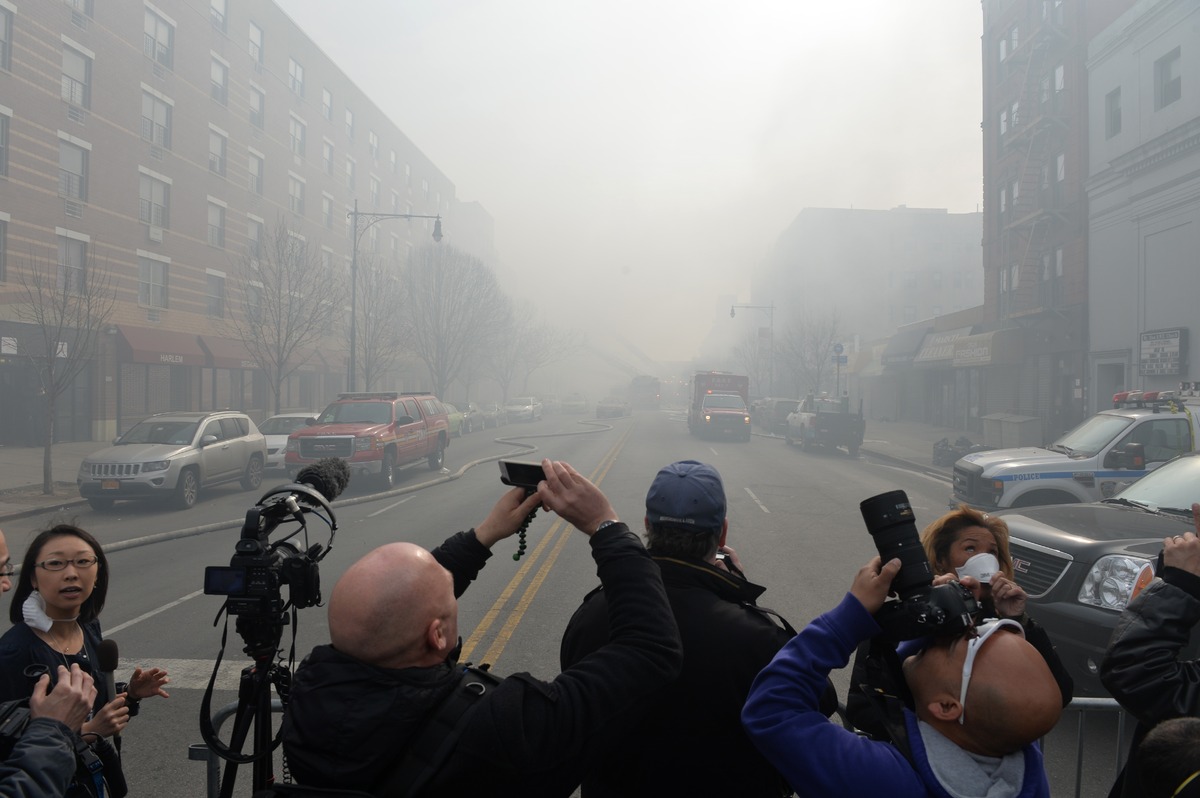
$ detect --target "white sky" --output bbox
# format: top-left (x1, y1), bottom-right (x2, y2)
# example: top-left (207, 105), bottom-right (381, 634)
top-left (279, 0), bottom-right (984, 362)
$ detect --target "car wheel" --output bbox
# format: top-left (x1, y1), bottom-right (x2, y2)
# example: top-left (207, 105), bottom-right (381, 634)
top-left (380, 449), bottom-right (397, 489)
top-left (87, 498), bottom-right (115, 511)
top-left (800, 429), bottom-right (812, 452)
top-left (848, 444), bottom-right (860, 457)
top-left (428, 438), bottom-right (445, 471)
top-left (174, 468), bottom-right (199, 510)
top-left (241, 455), bottom-right (264, 490)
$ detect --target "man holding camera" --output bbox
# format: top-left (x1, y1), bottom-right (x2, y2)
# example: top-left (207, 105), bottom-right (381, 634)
top-left (560, 459), bottom-right (808, 797)
top-left (742, 555), bottom-right (1063, 798)
top-left (280, 459), bottom-right (682, 797)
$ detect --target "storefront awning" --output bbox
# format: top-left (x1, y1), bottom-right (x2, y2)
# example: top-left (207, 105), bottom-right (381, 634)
top-left (198, 336), bottom-right (259, 370)
top-left (881, 326), bottom-right (931, 367)
top-left (117, 325), bottom-right (206, 366)
top-left (953, 328), bottom-right (1023, 367)
top-left (913, 326), bottom-right (975, 366)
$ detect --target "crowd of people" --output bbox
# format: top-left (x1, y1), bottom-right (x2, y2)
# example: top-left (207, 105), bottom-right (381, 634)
top-left (1, 459), bottom-right (1197, 797)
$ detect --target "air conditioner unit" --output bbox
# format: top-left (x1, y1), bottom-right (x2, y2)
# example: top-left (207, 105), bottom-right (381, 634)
top-left (64, 200), bottom-right (83, 219)
top-left (152, 63), bottom-right (165, 80)
top-left (67, 105), bottom-right (85, 124)
top-left (71, 11), bottom-right (88, 29)
top-left (146, 308), bottom-right (161, 322)
top-left (149, 225), bottom-right (163, 243)
top-left (150, 146), bottom-right (164, 161)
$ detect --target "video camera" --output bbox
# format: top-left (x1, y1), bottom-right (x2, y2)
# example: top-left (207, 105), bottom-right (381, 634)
top-left (860, 489), bottom-right (979, 641)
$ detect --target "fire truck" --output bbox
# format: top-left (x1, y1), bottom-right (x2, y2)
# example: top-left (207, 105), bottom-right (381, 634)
top-left (687, 372), bottom-right (751, 441)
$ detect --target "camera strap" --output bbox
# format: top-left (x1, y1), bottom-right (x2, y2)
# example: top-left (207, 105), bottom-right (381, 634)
top-left (853, 639), bottom-right (915, 767)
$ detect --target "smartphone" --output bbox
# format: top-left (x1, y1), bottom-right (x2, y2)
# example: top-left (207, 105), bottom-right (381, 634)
top-left (499, 460), bottom-right (546, 490)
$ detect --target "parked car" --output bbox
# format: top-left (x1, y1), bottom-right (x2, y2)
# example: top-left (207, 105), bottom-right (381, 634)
top-left (505, 396), bottom-right (543, 422)
top-left (997, 451), bottom-right (1200, 696)
top-left (541, 395), bottom-right (562, 415)
top-left (444, 403), bottom-right (466, 437)
top-left (561, 393), bottom-right (588, 414)
top-left (259, 412), bottom-right (317, 471)
top-left (479, 403), bottom-right (508, 428)
top-left (460, 403), bottom-right (486, 433)
top-left (596, 397), bottom-right (632, 419)
top-left (77, 411), bottom-right (267, 511)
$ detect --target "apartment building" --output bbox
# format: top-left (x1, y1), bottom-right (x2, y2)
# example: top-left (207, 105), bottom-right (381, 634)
top-left (0, 0), bottom-right (459, 444)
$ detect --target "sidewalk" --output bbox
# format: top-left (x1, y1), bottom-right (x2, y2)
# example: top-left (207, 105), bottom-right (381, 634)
top-left (0, 421), bottom-right (977, 523)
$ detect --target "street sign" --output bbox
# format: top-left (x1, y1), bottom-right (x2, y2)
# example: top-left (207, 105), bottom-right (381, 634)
top-left (833, 342), bottom-right (844, 355)
top-left (831, 355), bottom-right (848, 365)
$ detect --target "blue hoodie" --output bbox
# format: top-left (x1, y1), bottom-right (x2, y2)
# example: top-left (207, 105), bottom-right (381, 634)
top-left (742, 593), bottom-right (1051, 798)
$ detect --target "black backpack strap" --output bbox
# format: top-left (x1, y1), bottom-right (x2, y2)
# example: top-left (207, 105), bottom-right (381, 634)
top-left (851, 637), bottom-right (915, 766)
top-left (375, 665), bottom-right (502, 797)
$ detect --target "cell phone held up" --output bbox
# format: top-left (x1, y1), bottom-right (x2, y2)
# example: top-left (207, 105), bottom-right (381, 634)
top-left (499, 460), bottom-right (546, 492)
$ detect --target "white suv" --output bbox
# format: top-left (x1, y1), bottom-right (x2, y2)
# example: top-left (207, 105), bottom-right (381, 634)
top-left (77, 411), bottom-right (267, 510)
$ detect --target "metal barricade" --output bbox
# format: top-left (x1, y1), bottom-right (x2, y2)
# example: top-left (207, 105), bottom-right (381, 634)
top-left (189, 699), bottom-right (285, 798)
top-left (1047, 696), bottom-right (1132, 798)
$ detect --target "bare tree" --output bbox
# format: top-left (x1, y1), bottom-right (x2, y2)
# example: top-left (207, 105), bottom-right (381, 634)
top-left (777, 311), bottom-right (840, 398)
top-left (352, 254), bottom-right (406, 390)
top-left (483, 300), bottom-right (581, 400)
top-left (404, 244), bottom-right (509, 400)
top-left (226, 219), bottom-right (345, 415)
top-left (732, 327), bottom-right (772, 398)
top-left (15, 247), bottom-right (116, 494)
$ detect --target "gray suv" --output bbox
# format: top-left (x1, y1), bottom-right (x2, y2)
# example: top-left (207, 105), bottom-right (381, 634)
top-left (77, 411), bottom-right (267, 510)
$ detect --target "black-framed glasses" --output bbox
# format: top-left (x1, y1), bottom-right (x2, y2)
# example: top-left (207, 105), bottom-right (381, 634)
top-left (35, 557), bottom-right (98, 571)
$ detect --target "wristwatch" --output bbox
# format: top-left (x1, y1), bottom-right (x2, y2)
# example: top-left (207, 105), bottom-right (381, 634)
top-left (594, 519), bottom-right (621, 534)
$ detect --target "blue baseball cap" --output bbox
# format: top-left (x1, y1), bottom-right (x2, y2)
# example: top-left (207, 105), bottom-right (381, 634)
top-left (645, 460), bottom-right (726, 530)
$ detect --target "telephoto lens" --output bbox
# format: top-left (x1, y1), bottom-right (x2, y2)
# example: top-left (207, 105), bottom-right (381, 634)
top-left (859, 490), bottom-right (934, 600)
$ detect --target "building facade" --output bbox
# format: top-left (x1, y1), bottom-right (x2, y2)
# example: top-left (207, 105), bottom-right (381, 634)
top-left (1086, 0), bottom-right (1199, 413)
top-left (0, 0), bottom-right (460, 444)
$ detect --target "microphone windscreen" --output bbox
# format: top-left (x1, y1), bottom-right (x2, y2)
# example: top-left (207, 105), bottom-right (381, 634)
top-left (97, 638), bottom-right (119, 672)
top-left (296, 457), bottom-right (350, 501)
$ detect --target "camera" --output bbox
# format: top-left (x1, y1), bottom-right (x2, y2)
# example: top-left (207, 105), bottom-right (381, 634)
top-left (860, 489), bottom-right (979, 640)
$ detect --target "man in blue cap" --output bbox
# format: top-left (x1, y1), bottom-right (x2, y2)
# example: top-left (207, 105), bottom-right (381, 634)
top-left (561, 460), bottom-right (818, 798)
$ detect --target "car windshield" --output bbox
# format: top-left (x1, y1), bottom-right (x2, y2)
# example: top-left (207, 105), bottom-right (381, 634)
top-left (703, 394), bottom-right (747, 410)
top-left (117, 421), bottom-right (198, 445)
top-left (319, 403), bottom-right (393, 424)
top-left (1049, 413), bottom-right (1134, 457)
top-left (1113, 455), bottom-right (1200, 511)
top-left (259, 416), bottom-right (312, 435)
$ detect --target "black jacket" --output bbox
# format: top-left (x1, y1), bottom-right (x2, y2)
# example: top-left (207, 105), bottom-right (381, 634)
top-left (0, 717), bottom-right (78, 798)
top-left (1101, 568), bottom-right (1200, 798)
top-left (281, 525), bottom-right (682, 798)
top-left (559, 555), bottom-right (796, 798)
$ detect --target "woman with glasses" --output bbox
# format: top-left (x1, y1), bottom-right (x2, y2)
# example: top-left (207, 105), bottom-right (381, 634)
top-left (0, 524), bottom-right (169, 775)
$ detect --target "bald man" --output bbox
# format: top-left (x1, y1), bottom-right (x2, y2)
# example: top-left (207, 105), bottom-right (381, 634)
top-left (742, 556), bottom-right (1063, 798)
top-left (281, 459), bottom-right (682, 797)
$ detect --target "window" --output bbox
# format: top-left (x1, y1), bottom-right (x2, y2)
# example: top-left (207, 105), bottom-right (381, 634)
top-left (1056, 153), bottom-right (1065, 182)
top-left (249, 85), bottom-right (264, 129)
top-left (208, 202), bottom-right (226, 248)
top-left (999, 38), bottom-right (1006, 63)
top-left (247, 218), bottom-right (263, 259)
top-left (322, 248), bottom-right (333, 271)
top-left (246, 284), bottom-right (262, 324)
top-left (0, 217), bottom-right (6, 281)
top-left (248, 151), bottom-right (263, 194)
top-left (1054, 63), bottom-right (1064, 94)
top-left (370, 176), bottom-right (380, 208)
top-left (1000, 109), bottom-right (1007, 135)
top-left (345, 108), bottom-right (354, 139)
top-left (138, 255), bottom-right (168, 309)
top-left (321, 194), bottom-right (333, 229)
top-left (144, 8), bottom-right (174, 68)
top-left (211, 58), bottom-right (228, 105)
top-left (141, 91), bottom-right (172, 148)
top-left (345, 157), bottom-right (356, 190)
top-left (322, 88), bottom-right (332, 120)
top-left (1055, 247), bottom-right (1063, 277)
top-left (391, 190), bottom-right (400, 213)
top-left (62, 46), bottom-right (92, 108)
top-left (405, 163), bottom-right (411, 186)
top-left (248, 22), bottom-right (263, 65)
top-left (421, 178), bottom-right (429, 201)
top-left (1010, 25), bottom-right (1018, 52)
top-left (1012, 179), bottom-right (1019, 202)
top-left (209, 129), bottom-right (227, 176)
top-left (389, 150), bottom-right (397, 174)
top-left (999, 187), bottom-right (1006, 214)
top-left (288, 57), bottom-right (305, 98)
top-left (289, 116), bottom-right (306, 158)
top-left (206, 273), bottom-right (225, 317)
top-left (0, 114), bottom-right (8, 177)
top-left (1010, 263), bottom-right (1019, 290)
top-left (1155, 47), bottom-right (1181, 110)
top-left (1011, 101), bottom-right (1019, 127)
top-left (288, 174), bottom-right (305, 215)
top-left (1042, 252), bottom-right (1052, 281)
top-left (138, 173), bottom-right (170, 227)
top-left (58, 236), bottom-right (86, 295)
top-left (0, 6), bottom-right (11, 71)
top-left (1040, 74), bottom-right (1051, 104)
top-left (1105, 88), bottom-right (1121, 138)
top-left (369, 131), bottom-right (378, 159)
top-left (210, 0), bottom-right (227, 31)
top-left (322, 140), bottom-right (334, 174)
top-left (58, 140), bottom-right (88, 201)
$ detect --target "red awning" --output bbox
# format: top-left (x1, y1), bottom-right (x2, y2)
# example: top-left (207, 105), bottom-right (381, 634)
top-left (198, 336), bottom-right (259, 370)
top-left (117, 325), bottom-right (206, 366)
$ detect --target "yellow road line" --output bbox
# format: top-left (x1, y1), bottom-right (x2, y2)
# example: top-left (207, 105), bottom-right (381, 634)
top-left (461, 429), bottom-right (631, 664)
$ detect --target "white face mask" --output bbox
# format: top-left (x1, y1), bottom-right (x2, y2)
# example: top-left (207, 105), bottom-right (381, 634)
top-left (956, 552), bottom-right (1000, 584)
top-left (22, 590), bottom-right (56, 632)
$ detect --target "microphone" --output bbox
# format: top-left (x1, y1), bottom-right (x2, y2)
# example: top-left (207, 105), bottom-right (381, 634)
top-left (295, 457), bottom-right (350, 502)
top-left (96, 638), bottom-right (122, 750)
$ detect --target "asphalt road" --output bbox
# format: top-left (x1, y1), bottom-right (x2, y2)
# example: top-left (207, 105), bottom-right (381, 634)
top-left (1, 410), bottom-right (1127, 797)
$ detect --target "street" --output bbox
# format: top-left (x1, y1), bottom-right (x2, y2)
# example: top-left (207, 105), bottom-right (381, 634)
top-left (3, 410), bottom-right (1124, 797)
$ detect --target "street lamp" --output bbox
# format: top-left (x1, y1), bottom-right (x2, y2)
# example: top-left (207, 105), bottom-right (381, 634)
top-left (730, 303), bottom-right (775, 395)
top-left (347, 198), bottom-right (443, 391)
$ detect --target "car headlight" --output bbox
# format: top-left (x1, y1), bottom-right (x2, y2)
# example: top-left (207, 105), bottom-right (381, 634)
top-left (141, 460), bottom-right (171, 473)
top-left (1078, 555), bottom-right (1155, 611)
top-left (286, 439), bottom-right (299, 452)
top-left (355, 436), bottom-right (373, 451)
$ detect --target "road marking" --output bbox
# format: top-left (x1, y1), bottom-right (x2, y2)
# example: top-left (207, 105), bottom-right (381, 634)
top-left (104, 590), bottom-right (205, 636)
top-left (367, 495), bottom-right (413, 517)
top-left (873, 462), bottom-right (951, 486)
top-left (710, 447), bottom-right (719, 457)
top-left (744, 488), bottom-right (771, 514)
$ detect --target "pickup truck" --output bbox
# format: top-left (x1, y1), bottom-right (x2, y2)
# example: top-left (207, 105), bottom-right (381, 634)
top-left (785, 395), bottom-right (865, 456)
top-left (285, 391), bottom-right (450, 489)
top-left (952, 390), bottom-right (1200, 511)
